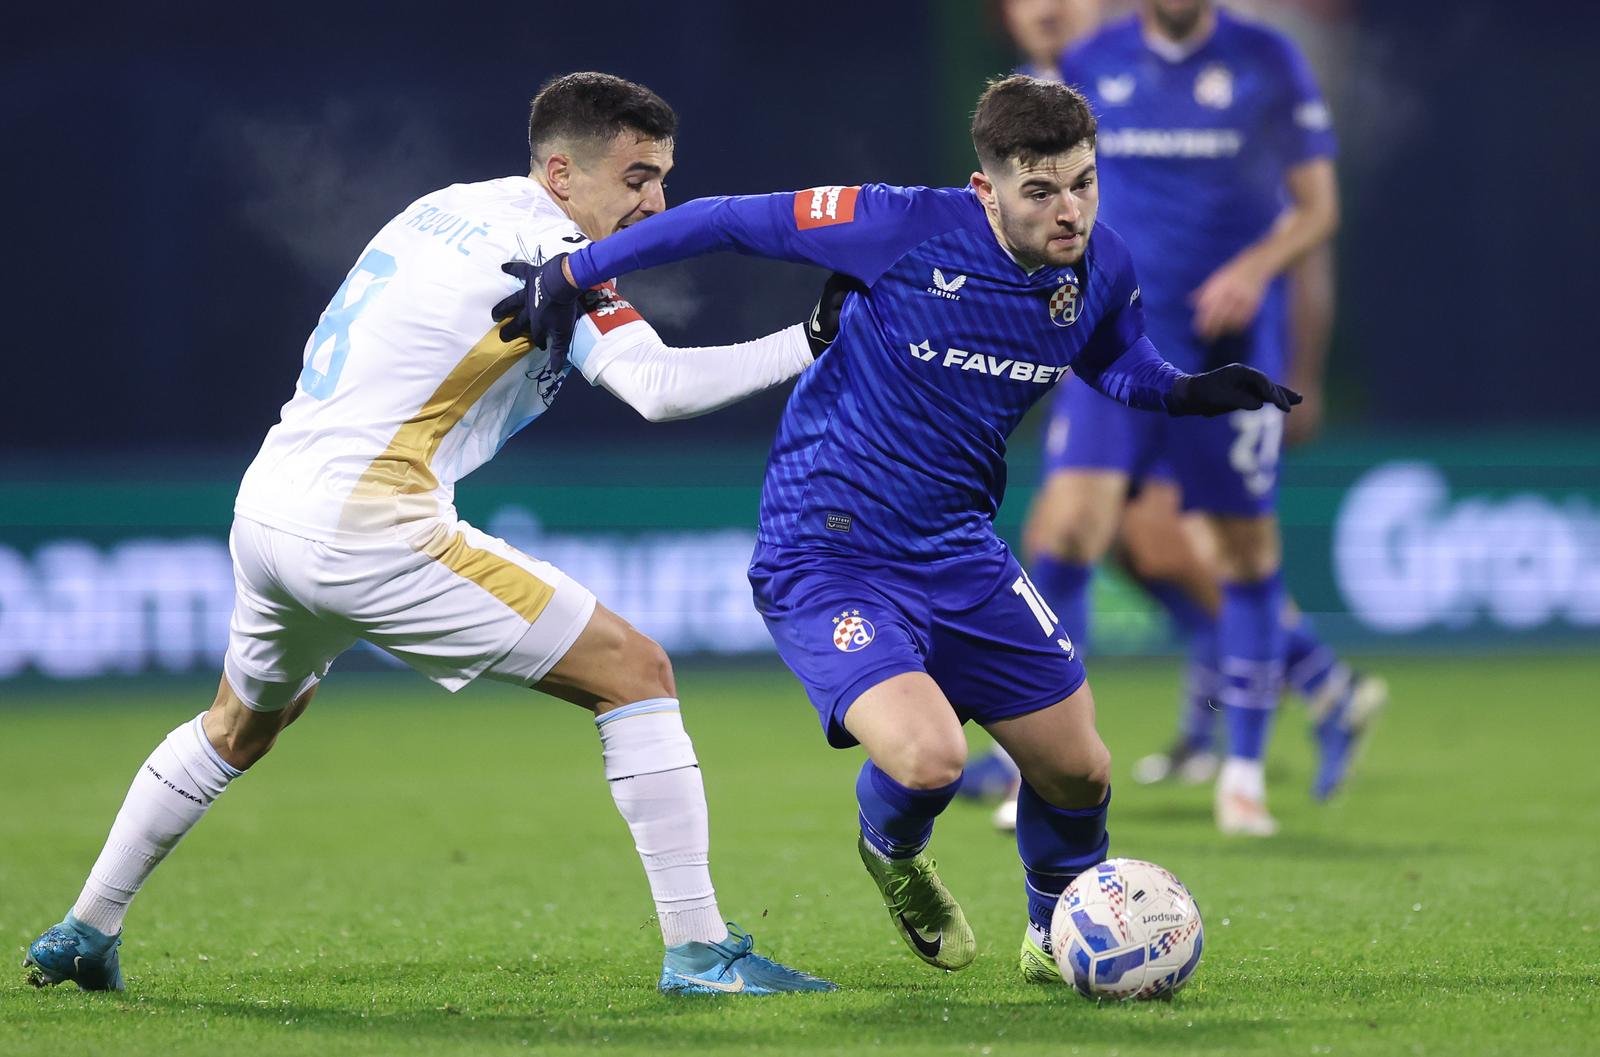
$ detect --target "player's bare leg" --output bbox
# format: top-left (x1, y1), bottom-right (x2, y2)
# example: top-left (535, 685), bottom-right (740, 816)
top-left (843, 673), bottom-right (976, 971)
top-left (24, 676), bottom-right (314, 990)
top-left (1197, 512), bottom-right (1285, 836)
top-left (537, 602), bottom-right (834, 994)
top-left (984, 683), bottom-right (1112, 981)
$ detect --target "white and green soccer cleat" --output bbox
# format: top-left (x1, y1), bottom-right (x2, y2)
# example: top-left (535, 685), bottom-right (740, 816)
top-left (857, 836), bottom-right (975, 971)
top-left (1020, 924), bottom-right (1063, 984)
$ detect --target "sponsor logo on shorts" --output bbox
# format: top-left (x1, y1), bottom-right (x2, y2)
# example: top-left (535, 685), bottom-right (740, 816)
top-left (831, 608), bottom-right (875, 652)
top-left (794, 186), bottom-right (860, 229)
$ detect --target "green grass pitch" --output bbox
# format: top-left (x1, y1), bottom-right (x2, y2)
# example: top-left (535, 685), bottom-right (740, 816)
top-left (3, 655), bottom-right (1597, 1056)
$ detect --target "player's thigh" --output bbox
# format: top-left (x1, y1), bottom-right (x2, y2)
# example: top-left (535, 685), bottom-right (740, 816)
top-left (1025, 470), bottom-right (1129, 564)
top-left (535, 601), bottom-right (675, 712)
top-left (225, 517), bottom-right (355, 715)
top-left (1117, 479), bottom-right (1221, 613)
top-left (343, 521), bottom-right (597, 696)
top-left (924, 546), bottom-right (1087, 739)
top-left (748, 542), bottom-right (933, 753)
top-left (202, 673), bottom-right (319, 771)
top-left (841, 672), bottom-right (968, 790)
top-left (982, 681), bottom-right (1109, 810)
top-left (1194, 511), bottom-right (1283, 584)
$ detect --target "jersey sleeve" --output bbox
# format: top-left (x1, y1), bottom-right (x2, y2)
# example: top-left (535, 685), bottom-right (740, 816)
top-left (1071, 239), bottom-right (1184, 411)
top-left (567, 184), bottom-right (961, 289)
top-left (1264, 33), bottom-right (1337, 166)
top-left (567, 282), bottom-right (652, 383)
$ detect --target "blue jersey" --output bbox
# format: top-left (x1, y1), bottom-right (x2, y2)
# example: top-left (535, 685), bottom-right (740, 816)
top-left (569, 184), bottom-right (1187, 560)
top-left (1061, 10), bottom-right (1336, 369)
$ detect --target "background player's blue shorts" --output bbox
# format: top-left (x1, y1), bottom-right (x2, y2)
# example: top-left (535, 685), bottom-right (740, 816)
top-left (1043, 300), bottom-right (1288, 516)
top-left (749, 539), bottom-right (1087, 749)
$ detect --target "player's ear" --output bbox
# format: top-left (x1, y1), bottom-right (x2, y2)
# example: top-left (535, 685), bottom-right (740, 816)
top-left (544, 152), bottom-right (574, 199)
top-left (969, 170), bottom-right (995, 205)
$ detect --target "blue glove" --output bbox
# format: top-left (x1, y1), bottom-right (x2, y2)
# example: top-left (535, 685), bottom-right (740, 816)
top-left (1167, 363), bottom-right (1302, 417)
top-left (494, 254), bottom-right (583, 368)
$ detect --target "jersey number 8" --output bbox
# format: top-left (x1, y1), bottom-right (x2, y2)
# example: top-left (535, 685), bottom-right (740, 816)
top-left (299, 250), bottom-right (399, 400)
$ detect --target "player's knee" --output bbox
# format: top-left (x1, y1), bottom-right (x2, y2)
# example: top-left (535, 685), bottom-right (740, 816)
top-left (892, 735), bottom-right (967, 791)
top-left (1029, 744), bottom-right (1111, 810)
top-left (606, 629), bottom-right (677, 706)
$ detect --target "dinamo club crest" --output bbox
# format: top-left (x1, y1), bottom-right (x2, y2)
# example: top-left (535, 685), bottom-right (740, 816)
top-left (831, 609), bottom-right (875, 653)
top-left (1049, 277), bottom-right (1082, 328)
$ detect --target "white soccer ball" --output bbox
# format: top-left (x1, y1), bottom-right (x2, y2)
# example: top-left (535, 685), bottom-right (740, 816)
top-left (1050, 857), bottom-right (1204, 1000)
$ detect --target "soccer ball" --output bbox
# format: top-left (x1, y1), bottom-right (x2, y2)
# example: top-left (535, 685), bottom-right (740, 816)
top-left (1050, 858), bottom-right (1204, 1000)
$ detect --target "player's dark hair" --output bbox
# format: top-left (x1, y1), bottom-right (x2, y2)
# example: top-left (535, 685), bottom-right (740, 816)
top-left (971, 75), bottom-right (1097, 170)
top-left (528, 72), bottom-right (677, 162)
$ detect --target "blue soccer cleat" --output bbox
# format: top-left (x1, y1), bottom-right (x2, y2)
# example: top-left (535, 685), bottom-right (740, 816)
top-left (22, 914), bottom-right (124, 991)
top-left (1312, 672), bottom-right (1389, 801)
top-left (660, 923), bottom-right (836, 995)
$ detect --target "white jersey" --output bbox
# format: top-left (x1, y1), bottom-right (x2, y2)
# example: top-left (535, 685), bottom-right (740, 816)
top-left (236, 177), bottom-right (653, 543)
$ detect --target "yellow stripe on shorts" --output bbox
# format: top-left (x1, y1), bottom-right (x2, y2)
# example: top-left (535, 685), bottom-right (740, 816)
top-left (421, 527), bottom-right (555, 623)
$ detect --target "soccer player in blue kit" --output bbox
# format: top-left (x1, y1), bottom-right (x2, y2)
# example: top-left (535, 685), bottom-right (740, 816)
top-left (501, 76), bottom-right (1298, 979)
top-left (1023, 0), bottom-right (1365, 835)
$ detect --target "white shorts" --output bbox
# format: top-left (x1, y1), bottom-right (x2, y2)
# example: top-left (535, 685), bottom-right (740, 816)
top-left (224, 516), bottom-right (597, 711)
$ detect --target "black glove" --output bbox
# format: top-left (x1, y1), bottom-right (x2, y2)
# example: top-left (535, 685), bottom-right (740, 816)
top-left (494, 254), bottom-right (583, 367)
top-left (1167, 363), bottom-right (1302, 417)
top-left (806, 272), bottom-right (866, 357)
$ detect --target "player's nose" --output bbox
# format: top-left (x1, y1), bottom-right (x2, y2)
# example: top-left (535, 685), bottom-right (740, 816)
top-left (642, 184), bottom-right (667, 217)
top-left (1056, 193), bottom-right (1081, 225)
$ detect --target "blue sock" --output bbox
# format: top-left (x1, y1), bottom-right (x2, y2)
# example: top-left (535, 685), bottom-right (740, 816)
top-left (1181, 625), bottom-right (1222, 750)
top-left (1219, 573), bottom-right (1287, 761)
top-left (856, 760), bottom-right (960, 860)
top-left (1016, 782), bottom-right (1110, 931)
top-left (1283, 609), bottom-right (1348, 703)
top-left (1031, 556), bottom-right (1093, 652)
top-left (1140, 579), bottom-right (1221, 750)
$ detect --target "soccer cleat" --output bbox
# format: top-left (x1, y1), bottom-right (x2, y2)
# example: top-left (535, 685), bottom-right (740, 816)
top-left (1020, 925), bottom-right (1063, 984)
top-left (1215, 786), bottom-right (1280, 837)
top-left (1132, 738), bottom-right (1220, 786)
top-left (659, 923), bottom-right (836, 995)
top-left (857, 836), bottom-right (976, 971)
top-left (992, 773), bottom-right (1017, 831)
top-left (22, 914), bottom-right (124, 991)
top-left (1311, 672), bottom-right (1389, 802)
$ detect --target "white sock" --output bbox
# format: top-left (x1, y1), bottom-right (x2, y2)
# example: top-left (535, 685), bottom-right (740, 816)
top-left (596, 699), bottom-right (726, 948)
top-left (71, 714), bottom-right (242, 934)
top-left (1219, 756), bottom-right (1267, 802)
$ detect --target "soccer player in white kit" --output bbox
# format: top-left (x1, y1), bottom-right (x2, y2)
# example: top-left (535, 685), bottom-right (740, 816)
top-left (23, 72), bottom-right (834, 996)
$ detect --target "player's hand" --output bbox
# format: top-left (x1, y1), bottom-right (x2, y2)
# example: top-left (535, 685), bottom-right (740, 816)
top-left (1190, 259), bottom-right (1269, 341)
top-left (806, 272), bottom-right (865, 358)
top-left (495, 254), bottom-right (583, 364)
top-left (1168, 363), bottom-right (1301, 417)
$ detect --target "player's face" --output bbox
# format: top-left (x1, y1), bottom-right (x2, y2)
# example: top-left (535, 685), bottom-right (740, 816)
top-left (1002, 0), bottom-right (1095, 63)
top-left (977, 143), bottom-right (1099, 270)
top-left (566, 133), bottom-right (675, 240)
top-left (1143, 0), bottom-right (1210, 40)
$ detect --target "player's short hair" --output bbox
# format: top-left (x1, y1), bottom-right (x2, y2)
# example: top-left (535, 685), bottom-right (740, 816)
top-left (971, 75), bottom-right (1097, 171)
top-left (528, 72), bottom-right (678, 163)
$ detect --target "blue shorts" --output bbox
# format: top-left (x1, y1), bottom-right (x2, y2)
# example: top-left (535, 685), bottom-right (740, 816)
top-left (1043, 381), bottom-right (1284, 516)
top-left (748, 540), bottom-right (1088, 749)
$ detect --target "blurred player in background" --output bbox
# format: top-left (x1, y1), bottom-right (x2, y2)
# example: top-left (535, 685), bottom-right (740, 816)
top-left (23, 72), bottom-right (834, 996)
top-left (1012, 0), bottom-right (1382, 836)
top-left (501, 75), bottom-right (1300, 981)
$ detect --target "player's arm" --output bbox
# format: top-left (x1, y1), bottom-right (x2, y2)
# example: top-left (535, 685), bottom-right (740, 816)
top-left (1191, 36), bottom-right (1341, 342)
top-left (1285, 242), bottom-right (1335, 444)
top-left (1076, 267), bottom-right (1299, 418)
top-left (567, 274), bottom-right (852, 423)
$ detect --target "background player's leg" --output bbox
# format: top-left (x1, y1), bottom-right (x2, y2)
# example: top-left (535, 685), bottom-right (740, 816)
top-left (1202, 513), bottom-right (1288, 836)
top-left (984, 684), bottom-right (1111, 954)
top-left (1022, 469), bottom-right (1129, 652)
